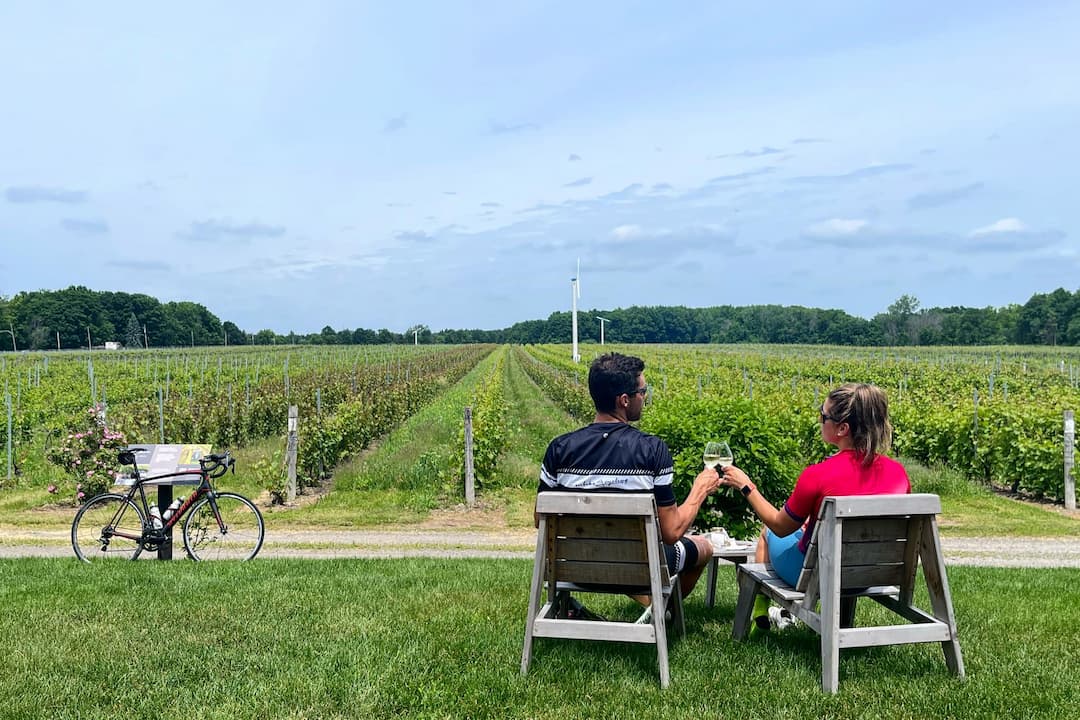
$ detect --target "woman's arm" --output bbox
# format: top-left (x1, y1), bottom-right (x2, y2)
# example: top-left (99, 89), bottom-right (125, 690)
top-left (721, 465), bottom-right (801, 537)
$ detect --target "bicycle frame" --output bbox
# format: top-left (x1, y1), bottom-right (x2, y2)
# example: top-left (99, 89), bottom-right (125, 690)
top-left (74, 448), bottom-right (262, 563)
top-left (109, 467), bottom-right (217, 547)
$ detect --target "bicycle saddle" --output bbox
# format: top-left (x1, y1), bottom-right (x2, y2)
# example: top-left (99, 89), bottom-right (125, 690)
top-left (117, 449), bottom-right (143, 466)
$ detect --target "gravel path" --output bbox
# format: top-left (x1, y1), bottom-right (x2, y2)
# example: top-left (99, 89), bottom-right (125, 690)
top-left (3, 528), bottom-right (1079, 566)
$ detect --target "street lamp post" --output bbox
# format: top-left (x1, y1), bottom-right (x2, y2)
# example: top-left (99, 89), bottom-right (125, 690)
top-left (571, 276), bottom-right (580, 363)
top-left (597, 316), bottom-right (610, 345)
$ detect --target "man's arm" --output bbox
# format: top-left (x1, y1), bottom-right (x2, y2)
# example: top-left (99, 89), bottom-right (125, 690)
top-left (655, 468), bottom-right (720, 544)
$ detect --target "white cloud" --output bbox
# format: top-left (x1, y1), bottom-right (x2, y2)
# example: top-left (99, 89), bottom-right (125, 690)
top-left (804, 218), bottom-right (870, 238)
top-left (970, 217), bottom-right (1028, 236)
top-left (610, 224), bottom-right (645, 240)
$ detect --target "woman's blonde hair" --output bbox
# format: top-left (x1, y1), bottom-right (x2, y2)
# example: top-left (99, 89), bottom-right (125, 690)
top-left (826, 383), bottom-right (893, 467)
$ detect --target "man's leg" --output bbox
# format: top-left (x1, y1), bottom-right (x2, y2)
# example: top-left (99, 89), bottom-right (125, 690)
top-left (679, 535), bottom-right (714, 596)
top-left (635, 535), bottom-right (711, 624)
top-left (635, 535), bottom-right (709, 611)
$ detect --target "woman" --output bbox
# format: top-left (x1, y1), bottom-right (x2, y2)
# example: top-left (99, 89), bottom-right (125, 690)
top-left (720, 383), bottom-right (910, 633)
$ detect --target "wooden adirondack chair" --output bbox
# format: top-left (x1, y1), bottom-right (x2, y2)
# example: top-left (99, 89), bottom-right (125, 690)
top-left (520, 492), bottom-right (685, 688)
top-left (732, 494), bottom-right (964, 692)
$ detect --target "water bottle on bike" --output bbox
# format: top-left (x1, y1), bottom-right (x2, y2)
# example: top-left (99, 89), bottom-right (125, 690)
top-left (148, 504), bottom-right (163, 530)
top-left (162, 497), bottom-right (183, 522)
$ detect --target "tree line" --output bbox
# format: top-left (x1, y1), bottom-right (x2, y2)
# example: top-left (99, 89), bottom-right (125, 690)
top-left (1, 285), bottom-right (1078, 350)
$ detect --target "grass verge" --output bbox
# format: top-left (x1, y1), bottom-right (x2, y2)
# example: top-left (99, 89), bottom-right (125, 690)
top-left (906, 460), bottom-right (1080, 537)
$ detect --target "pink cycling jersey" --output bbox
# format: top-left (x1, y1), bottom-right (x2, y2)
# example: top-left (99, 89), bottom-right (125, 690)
top-left (783, 449), bottom-right (910, 553)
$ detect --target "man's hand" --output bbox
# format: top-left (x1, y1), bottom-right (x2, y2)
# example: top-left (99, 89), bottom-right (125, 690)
top-left (692, 466), bottom-right (723, 496)
top-left (657, 467), bottom-right (722, 543)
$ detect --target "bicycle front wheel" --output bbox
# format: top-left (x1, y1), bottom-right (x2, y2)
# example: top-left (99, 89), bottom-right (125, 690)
top-left (72, 493), bottom-right (145, 562)
top-left (182, 492), bottom-right (264, 561)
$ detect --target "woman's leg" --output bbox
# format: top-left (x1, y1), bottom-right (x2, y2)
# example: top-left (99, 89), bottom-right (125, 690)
top-left (755, 526), bottom-right (769, 562)
top-left (753, 529), bottom-right (805, 631)
top-left (751, 527), bottom-right (772, 628)
top-left (764, 529), bottom-right (806, 587)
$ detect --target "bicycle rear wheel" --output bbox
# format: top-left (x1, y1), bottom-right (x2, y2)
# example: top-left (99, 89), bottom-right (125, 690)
top-left (182, 492), bottom-right (264, 561)
top-left (72, 493), bottom-right (145, 562)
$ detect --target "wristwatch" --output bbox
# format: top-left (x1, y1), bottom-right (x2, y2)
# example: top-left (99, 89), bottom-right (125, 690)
top-left (741, 484), bottom-right (754, 497)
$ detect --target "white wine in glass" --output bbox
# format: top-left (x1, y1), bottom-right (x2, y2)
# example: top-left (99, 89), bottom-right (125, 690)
top-left (703, 441), bottom-right (733, 470)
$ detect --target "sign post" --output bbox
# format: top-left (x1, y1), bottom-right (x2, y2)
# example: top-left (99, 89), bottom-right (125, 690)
top-left (122, 444), bottom-right (211, 560)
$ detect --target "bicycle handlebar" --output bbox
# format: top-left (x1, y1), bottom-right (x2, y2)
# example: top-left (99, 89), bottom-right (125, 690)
top-left (199, 451), bottom-right (235, 478)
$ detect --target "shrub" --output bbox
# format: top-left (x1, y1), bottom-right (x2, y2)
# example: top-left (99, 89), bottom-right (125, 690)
top-left (45, 405), bottom-right (127, 504)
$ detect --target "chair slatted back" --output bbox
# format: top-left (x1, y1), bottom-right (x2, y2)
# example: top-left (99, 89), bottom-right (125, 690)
top-left (796, 494), bottom-right (941, 595)
top-left (536, 492), bottom-right (670, 591)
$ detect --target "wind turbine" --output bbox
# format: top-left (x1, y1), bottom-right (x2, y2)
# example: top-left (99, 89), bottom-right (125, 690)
top-left (596, 316), bottom-right (610, 345)
top-left (570, 258), bottom-right (581, 363)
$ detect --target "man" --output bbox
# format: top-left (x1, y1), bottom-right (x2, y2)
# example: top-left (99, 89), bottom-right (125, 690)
top-left (537, 352), bottom-right (721, 620)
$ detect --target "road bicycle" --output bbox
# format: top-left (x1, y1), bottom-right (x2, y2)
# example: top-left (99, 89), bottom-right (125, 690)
top-left (71, 449), bottom-right (264, 562)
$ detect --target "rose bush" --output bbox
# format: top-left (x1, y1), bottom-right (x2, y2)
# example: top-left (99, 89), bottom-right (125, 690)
top-left (46, 405), bottom-right (127, 504)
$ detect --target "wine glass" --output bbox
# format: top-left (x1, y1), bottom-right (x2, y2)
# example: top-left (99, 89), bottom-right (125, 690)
top-left (702, 441), bottom-right (733, 471)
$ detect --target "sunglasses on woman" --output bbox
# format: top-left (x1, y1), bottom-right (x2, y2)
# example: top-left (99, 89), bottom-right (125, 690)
top-left (819, 405), bottom-right (843, 424)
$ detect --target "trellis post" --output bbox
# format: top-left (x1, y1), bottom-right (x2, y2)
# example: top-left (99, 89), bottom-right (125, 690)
top-left (1065, 410), bottom-right (1075, 511)
top-left (464, 406), bottom-right (475, 506)
top-left (286, 405), bottom-right (298, 503)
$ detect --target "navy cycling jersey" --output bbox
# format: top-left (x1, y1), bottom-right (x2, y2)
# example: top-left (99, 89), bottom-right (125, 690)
top-left (538, 422), bottom-right (676, 507)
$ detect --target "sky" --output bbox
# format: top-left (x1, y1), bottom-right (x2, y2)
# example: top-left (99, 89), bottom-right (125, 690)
top-left (2, 1), bottom-right (1078, 334)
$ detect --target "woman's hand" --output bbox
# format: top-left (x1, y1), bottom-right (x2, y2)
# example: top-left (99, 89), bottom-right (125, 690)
top-left (720, 464), bottom-right (752, 491)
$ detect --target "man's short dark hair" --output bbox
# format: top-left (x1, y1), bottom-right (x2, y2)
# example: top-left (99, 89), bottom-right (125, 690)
top-left (588, 352), bottom-right (645, 412)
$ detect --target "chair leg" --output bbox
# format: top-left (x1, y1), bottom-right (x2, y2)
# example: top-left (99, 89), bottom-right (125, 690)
top-left (660, 582), bottom-right (686, 639)
top-left (521, 522), bottom-right (548, 676)
top-left (520, 626), bottom-right (534, 676)
top-left (704, 557), bottom-right (718, 608)
top-left (819, 515), bottom-right (841, 693)
top-left (732, 569), bottom-right (759, 640)
top-left (820, 611), bottom-right (840, 693)
top-left (654, 593), bottom-right (671, 689)
top-left (921, 517), bottom-right (966, 679)
top-left (840, 596), bottom-right (857, 629)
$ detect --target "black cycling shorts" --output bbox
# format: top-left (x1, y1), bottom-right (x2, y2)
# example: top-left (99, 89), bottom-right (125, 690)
top-left (663, 537), bottom-right (699, 574)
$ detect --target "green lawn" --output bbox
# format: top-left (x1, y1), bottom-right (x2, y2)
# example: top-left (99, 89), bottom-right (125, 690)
top-left (0, 558), bottom-right (1077, 719)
